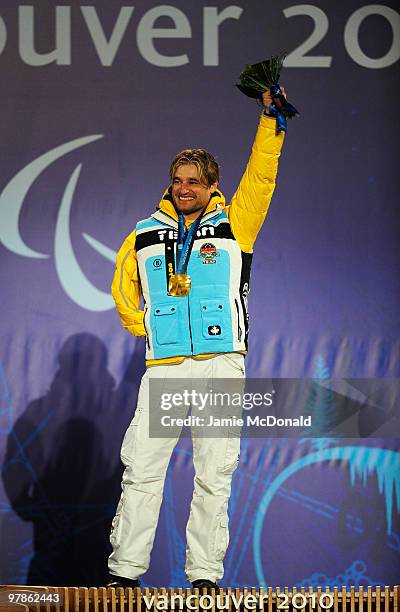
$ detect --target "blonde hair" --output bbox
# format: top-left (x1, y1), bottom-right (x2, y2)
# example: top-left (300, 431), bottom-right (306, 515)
top-left (169, 149), bottom-right (219, 186)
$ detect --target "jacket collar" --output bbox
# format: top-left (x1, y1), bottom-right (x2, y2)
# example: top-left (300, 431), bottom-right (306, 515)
top-left (151, 186), bottom-right (226, 228)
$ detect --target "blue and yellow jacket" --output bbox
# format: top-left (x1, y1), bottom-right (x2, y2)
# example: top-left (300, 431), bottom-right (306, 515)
top-left (111, 115), bottom-right (284, 365)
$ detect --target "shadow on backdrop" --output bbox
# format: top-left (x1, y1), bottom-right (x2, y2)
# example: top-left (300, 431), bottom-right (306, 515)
top-left (2, 333), bottom-right (145, 586)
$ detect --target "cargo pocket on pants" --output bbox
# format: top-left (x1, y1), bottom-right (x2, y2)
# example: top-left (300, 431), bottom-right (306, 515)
top-left (120, 406), bottom-right (144, 465)
top-left (110, 493), bottom-right (124, 550)
top-left (214, 515), bottom-right (229, 561)
top-left (220, 433), bottom-right (240, 475)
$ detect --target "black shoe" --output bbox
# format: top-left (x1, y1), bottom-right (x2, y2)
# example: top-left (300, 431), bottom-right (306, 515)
top-left (106, 574), bottom-right (141, 589)
top-left (191, 579), bottom-right (218, 591)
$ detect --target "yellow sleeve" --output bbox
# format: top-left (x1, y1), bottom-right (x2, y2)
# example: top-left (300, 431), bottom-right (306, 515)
top-left (110, 230), bottom-right (146, 337)
top-left (227, 114), bottom-right (285, 253)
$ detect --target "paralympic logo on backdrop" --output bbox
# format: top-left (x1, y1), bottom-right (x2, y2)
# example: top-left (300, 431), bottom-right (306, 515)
top-left (0, 136), bottom-right (117, 312)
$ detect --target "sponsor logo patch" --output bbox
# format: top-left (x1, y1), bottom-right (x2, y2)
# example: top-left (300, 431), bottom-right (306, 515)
top-left (199, 242), bottom-right (219, 264)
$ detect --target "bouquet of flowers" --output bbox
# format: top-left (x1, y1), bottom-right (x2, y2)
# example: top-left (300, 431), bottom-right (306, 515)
top-left (236, 53), bottom-right (299, 132)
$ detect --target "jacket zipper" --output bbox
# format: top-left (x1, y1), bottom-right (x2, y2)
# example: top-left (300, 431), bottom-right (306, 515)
top-left (187, 297), bottom-right (194, 353)
top-left (143, 306), bottom-right (150, 349)
top-left (235, 299), bottom-right (242, 342)
top-left (157, 212), bottom-right (194, 352)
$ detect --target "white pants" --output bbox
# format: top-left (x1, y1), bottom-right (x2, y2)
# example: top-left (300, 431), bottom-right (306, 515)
top-left (108, 352), bottom-right (245, 583)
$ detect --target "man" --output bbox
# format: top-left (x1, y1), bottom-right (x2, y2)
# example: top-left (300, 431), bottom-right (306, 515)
top-left (107, 89), bottom-right (286, 588)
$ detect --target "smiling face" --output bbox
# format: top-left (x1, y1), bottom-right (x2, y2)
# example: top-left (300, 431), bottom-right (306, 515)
top-left (171, 163), bottom-right (217, 220)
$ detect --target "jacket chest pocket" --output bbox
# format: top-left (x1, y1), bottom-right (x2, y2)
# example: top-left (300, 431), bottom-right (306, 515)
top-left (200, 299), bottom-right (229, 340)
top-left (154, 303), bottom-right (179, 345)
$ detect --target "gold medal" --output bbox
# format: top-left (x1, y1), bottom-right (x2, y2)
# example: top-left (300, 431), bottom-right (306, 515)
top-left (169, 273), bottom-right (191, 297)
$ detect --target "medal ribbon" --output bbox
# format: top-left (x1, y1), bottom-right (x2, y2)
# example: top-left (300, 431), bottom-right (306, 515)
top-left (176, 211), bottom-right (203, 274)
top-left (267, 84), bottom-right (299, 134)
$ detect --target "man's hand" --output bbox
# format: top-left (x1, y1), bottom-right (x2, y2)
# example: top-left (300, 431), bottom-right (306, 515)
top-left (262, 86), bottom-right (287, 109)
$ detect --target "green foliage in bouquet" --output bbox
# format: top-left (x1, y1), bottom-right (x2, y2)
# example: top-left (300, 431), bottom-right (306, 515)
top-left (235, 52), bottom-right (299, 133)
top-left (236, 53), bottom-right (287, 99)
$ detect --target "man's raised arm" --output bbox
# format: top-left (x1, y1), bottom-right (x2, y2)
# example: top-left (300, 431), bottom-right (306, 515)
top-left (227, 89), bottom-right (286, 253)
